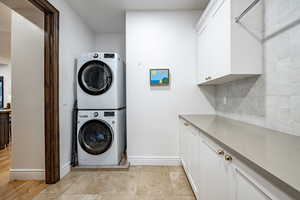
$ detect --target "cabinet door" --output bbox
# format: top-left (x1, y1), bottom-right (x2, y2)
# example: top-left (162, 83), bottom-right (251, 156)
top-left (234, 168), bottom-right (276, 200)
top-left (197, 24), bottom-right (209, 83)
top-left (179, 120), bottom-right (189, 167)
top-left (188, 126), bottom-right (202, 196)
top-left (208, 0), bottom-right (231, 79)
top-left (179, 121), bottom-right (202, 198)
top-left (179, 120), bottom-right (195, 174)
top-left (186, 128), bottom-right (194, 173)
top-left (200, 140), bottom-right (232, 200)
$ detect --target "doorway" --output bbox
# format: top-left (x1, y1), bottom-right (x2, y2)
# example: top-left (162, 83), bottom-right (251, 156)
top-left (0, 0), bottom-right (59, 184)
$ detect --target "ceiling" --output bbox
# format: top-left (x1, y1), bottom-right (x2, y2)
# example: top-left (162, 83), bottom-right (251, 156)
top-left (65, 0), bottom-right (209, 33)
top-left (0, 0), bottom-right (44, 29)
top-left (0, 2), bottom-right (11, 62)
top-left (0, 2), bottom-right (11, 32)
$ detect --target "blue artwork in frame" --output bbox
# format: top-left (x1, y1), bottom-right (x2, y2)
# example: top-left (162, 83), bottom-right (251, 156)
top-left (150, 69), bottom-right (170, 86)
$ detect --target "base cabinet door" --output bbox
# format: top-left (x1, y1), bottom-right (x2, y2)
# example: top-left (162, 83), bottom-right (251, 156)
top-left (179, 121), bottom-right (201, 196)
top-left (189, 126), bottom-right (202, 197)
top-left (179, 120), bottom-right (189, 169)
top-left (199, 140), bottom-right (232, 200)
top-left (235, 172), bottom-right (270, 200)
top-left (232, 166), bottom-right (282, 200)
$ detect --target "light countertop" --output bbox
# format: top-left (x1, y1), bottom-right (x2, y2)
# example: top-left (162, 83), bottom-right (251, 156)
top-left (179, 114), bottom-right (300, 197)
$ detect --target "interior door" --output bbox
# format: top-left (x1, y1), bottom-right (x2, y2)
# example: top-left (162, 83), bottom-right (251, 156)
top-left (78, 60), bottom-right (113, 95)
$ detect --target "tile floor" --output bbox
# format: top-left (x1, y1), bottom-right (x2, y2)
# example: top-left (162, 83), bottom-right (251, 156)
top-left (33, 166), bottom-right (196, 200)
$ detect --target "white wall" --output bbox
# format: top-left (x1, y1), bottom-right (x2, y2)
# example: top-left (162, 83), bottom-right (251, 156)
top-left (48, 0), bottom-right (95, 178)
top-left (126, 11), bottom-right (215, 165)
top-left (0, 63), bottom-right (11, 106)
top-left (95, 33), bottom-right (125, 61)
top-left (10, 12), bottom-right (45, 180)
top-left (9, 0), bottom-right (95, 180)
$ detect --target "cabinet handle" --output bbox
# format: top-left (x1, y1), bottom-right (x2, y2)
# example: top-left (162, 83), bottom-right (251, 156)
top-left (225, 155), bottom-right (233, 161)
top-left (217, 150), bottom-right (224, 155)
top-left (184, 122), bottom-right (189, 126)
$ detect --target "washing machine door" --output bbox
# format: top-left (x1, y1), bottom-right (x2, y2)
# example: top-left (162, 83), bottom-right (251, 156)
top-left (78, 120), bottom-right (113, 155)
top-left (78, 60), bottom-right (113, 95)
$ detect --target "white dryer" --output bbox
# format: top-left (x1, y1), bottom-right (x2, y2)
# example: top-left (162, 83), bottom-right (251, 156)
top-left (77, 52), bottom-right (125, 109)
top-left (77, 109), bottom-right (126, 165)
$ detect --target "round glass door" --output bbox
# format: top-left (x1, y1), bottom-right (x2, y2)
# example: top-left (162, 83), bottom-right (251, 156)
top-left (78, 120), bottom-right (113, 155)
top-left (78, 60), bottom-right (113, 95)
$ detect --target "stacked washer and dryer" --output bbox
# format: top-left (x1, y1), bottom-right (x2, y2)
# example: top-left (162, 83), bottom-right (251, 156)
top-left (76, 52), bottom-right (126, 166)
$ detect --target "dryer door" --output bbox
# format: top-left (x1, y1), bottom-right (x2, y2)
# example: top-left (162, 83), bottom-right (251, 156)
top-left (78, 60), bottom-right (113, 95)
top-left (78, 120), bottom-right (113, 155)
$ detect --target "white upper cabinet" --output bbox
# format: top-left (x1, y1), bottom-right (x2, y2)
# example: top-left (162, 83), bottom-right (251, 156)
top-left (196, 0), bottom-right (263, 85)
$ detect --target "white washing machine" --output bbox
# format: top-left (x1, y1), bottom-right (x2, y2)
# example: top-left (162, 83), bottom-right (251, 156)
top-left (77, 109), bottom-right (126, 165)
top-left (77, 52), bottom-right (126, 109)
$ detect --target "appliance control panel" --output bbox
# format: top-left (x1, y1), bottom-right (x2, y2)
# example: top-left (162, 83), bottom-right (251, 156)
top-left (104, 53), bottom-right (115, 59)
top-left (104, 112), bottom-right (115, 117)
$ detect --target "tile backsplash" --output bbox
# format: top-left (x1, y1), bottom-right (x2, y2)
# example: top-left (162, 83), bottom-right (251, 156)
top-left (215, 0), bottom-right (300, 136)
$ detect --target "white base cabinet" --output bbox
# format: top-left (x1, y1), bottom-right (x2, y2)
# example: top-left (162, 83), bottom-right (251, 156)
top-left (179, 119), bottom-right (295, 200)
top-left (179, 120), bottom-right (202, 198)
top-left (199, 140), bottom-right (234, 200)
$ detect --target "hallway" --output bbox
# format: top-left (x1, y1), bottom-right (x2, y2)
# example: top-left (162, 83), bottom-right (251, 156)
top-left (0, 147), bottom-right (47, 200)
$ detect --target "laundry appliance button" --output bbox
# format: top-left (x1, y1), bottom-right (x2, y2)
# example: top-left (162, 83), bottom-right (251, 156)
top-left (93, 53), bottom-right (99, 58)
top-left (93, 112), bottom-right (99, 117)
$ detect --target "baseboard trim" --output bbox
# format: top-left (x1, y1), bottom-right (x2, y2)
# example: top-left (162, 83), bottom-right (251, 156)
top-left (60, 161), bottom-right (71, 178)
top-left (128, 156), bottom-right (181, 166)
top-left (10, 168), bottom-right (45, 180)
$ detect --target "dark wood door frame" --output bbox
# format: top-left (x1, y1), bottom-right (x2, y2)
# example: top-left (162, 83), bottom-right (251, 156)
top-left (0, 0), bottom-right (60, 184)
top-left (26, 0), bottom-right (60, 184)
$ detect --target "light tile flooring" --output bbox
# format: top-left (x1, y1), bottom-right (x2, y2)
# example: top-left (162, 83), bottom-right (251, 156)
top-left (34, 166), bottom-right (196, 200)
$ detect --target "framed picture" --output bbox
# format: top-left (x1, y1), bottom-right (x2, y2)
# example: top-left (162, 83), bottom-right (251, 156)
top-left (150, 69), bottom-right (170, 86)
